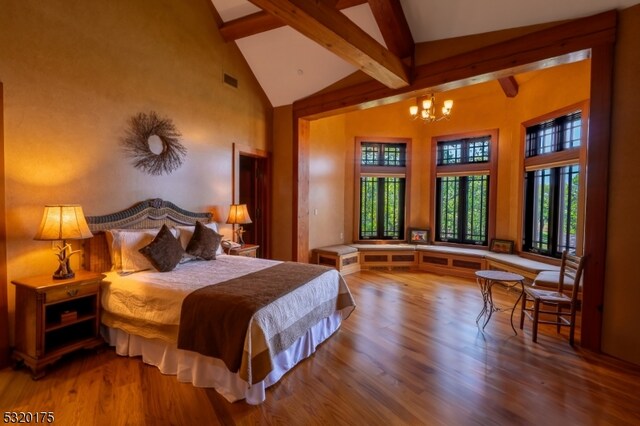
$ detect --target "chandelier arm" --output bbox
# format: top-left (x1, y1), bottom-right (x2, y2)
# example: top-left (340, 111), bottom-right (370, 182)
top-left (410, 93), bottom-right (453, 123)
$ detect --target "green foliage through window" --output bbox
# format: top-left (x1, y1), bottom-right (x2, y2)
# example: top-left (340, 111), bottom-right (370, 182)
top-left (523, 110), bottom-right (582, 257)
top-left (435, 135), bottom-right (492, 245)
top-left (437, 137), bottom-right (490, 165)
top-left (436, 175), bottom-right (488, 244)
top-left (359, 141), bottom-right (407, 240)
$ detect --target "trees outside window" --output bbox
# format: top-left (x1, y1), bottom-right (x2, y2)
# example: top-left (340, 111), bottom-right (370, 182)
top-left (356, 139), bottom-right (410, 240)
top-left (432, 132), bottom-right (498, 246)
top-left (522, 109), bottom-right (585, 257)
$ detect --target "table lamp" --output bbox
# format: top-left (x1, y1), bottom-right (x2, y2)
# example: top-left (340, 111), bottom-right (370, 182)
top-left (225, 204), bottom-right (252, 246)
top-left (34, 205), bottom-right (94, 279)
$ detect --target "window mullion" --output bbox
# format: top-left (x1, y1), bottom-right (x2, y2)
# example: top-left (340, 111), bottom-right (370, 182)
top-left (549, 168), bottom-right (561, 256)
top-left (459, 177), bottom-right (468, 243)
top-left (376, 178), bottom-right (385, 239)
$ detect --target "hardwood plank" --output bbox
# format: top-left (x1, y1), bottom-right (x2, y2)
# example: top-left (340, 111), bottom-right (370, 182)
top-left (218, 0), bottom-right (368, 42)
top-left (1, 270), bottom-right (639, 424)
top-left (248, 0), bottom-right (410, 89)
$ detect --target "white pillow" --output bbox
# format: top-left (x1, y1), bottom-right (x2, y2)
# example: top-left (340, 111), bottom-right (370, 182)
top-left (104, 229), bottom-right (122, 271)
top-left (105, 228), bottom-right (156, 271)
top-left (177, 222), bottom-right (222, 256)
top-left (112, 228), bottom-right (179, 273)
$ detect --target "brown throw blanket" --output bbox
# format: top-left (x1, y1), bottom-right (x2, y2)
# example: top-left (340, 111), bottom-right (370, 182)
top-left (177, 262), bottom-right (353, 383)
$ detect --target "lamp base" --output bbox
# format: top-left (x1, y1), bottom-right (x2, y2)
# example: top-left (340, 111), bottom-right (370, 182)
top-left (53, 257), bottom-right (74, 280)
top-left (53, 271), bottom-right (75, 280)
top-left (236, 226), bottom-right (246, 247)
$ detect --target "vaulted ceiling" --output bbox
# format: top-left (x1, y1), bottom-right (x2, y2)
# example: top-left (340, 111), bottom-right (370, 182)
top-left (211, 0), bottom-right (638, 107)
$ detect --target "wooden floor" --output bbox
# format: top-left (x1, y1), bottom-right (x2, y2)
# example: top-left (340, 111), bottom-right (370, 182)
top-left (2, 270), bottom-right (640, 425)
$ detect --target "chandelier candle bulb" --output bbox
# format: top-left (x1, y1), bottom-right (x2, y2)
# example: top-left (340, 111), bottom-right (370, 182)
top-left (410, 93), bottom-right (453, 123)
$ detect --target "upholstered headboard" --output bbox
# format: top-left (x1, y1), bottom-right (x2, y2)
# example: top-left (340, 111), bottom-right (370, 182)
top-left (83, 198), bottom-right (212, 272)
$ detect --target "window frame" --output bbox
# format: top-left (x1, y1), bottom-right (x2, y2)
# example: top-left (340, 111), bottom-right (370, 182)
top-left (430, 130), bottom-right (498, 248)
top-left (519, 101), bottom-right (588, 259)
top-left (354, 137), bottom-right (412, 243)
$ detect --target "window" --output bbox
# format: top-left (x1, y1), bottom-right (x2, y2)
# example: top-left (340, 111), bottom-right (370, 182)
top-left (522, 109), bottom-right (585, 257)
top-left (356, 139), bottom-right (410, 240)
top-left (432, 133), bottom-right (497, 246)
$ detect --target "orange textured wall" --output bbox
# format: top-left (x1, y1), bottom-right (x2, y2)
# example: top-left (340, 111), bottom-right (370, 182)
top-left (308, 115), bottom-right (347, 252)
top-left (0, 83), bottom-right (8, 365)
top-left (309, 60), bottom-right (590, 248)
top-left (0, 0), bottom-right (272, 343)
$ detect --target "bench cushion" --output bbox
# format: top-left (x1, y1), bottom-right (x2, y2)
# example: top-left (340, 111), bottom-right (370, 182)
top-left (416, 245), bottom-right (489, 258)
top-left (349, 243), bottom-right (416, 251)
top-left (533, 270), bottom-right (576, 289)
top-left (314, 244), bottom-right (358, 256)
top-left (486, 252), bottom-right (559, 274)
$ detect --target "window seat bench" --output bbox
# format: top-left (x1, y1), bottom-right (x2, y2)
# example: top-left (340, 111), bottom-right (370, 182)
top-left (484, 252), bottom-right (560, 283)
top-left (312, 244), bottom-right (360, 275)
top-left (350, 243), bottom-right (418, 270)
top-left (415, 245), bottom-right (489, 279)
top-left (312, 243), bottom-right (560, 280)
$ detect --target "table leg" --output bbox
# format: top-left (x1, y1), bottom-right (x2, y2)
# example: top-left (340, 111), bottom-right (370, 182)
top-left (508, 281), bottom-right (525, 335)
top-left (475, 278), bottom-right (489, 327)
top-left (483, 280), bottom-right (497, 330)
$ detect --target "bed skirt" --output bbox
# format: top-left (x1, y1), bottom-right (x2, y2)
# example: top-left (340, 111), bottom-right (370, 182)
top-left (102, 311), bottom-right (342, 404)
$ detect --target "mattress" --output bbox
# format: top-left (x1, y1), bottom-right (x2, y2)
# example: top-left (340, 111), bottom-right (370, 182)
top-left (100, 254), bottom-right (355, 402)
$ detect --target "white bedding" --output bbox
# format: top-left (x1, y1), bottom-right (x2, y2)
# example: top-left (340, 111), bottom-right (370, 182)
top-left (100, 254), bottom-right (353, 403)
top-left (102, 254), bottom-right (281, 328)
top-left (103, 312), bottom-right (342, 404)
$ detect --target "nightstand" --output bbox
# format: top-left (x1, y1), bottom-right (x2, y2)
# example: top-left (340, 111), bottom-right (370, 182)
top-left (12, 270), bottom-right (106, 379)
top-left (228, 244), bottom-right (259, 258)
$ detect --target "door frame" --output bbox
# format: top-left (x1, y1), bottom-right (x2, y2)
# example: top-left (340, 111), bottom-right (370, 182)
top-left (232, 143), bottom-right (271, 258)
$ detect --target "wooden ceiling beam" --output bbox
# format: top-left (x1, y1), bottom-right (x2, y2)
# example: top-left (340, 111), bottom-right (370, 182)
top-left (367, 0), bottom-right (414, 59)
top-left (498, 76), bottom-right (519, 97)
top-left (247, 0), bottom-right (410, 89)
top-left (219, 0), bottom-right (368, 42)
top-left (293, 10), bottom-right (616, 118)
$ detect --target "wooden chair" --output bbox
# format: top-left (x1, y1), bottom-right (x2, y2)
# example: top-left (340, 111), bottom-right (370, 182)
top-left (519, 250), bottom-right (585, 345)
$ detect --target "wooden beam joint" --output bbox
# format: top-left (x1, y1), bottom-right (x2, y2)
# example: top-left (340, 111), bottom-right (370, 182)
top-left (248, 0), bottom-right (410, 88)
top-left (498, 76), bottom-right (519, 97)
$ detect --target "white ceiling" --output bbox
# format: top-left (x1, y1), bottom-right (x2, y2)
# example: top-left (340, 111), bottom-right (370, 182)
top-left (211, 0), bottom-right (639, 107)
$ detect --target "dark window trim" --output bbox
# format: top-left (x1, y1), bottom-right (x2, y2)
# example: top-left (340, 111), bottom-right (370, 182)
top-left (430, 130), bottom-right (498, 248)
top-left (354, 137), bottom-right (412, 243)
top-left (520, 102), bottom-right (588, 258)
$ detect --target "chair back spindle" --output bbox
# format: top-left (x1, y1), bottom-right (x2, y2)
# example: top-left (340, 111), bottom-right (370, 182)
top-left (522, 250), bottom-right (585, 345)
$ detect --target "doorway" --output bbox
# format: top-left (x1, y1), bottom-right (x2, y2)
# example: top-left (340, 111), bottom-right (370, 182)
top-left (234, 144), bottom-right (270, 258)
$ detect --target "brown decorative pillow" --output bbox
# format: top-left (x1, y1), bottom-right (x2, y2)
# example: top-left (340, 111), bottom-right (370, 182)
top-left (139, 225), bottom-right (185, 272)
top-left (186, 221), bottom-right (222, 260)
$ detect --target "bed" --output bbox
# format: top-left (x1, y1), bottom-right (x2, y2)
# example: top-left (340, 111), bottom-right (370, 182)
top-left (82, 199), bottom-right (355, 404)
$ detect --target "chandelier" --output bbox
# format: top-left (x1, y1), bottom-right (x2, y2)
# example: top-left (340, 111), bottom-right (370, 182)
top-left (409, 94), bottom-right (453, 122)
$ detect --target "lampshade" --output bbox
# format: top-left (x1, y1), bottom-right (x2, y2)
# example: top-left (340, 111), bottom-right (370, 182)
top-left (225, 204), bottom-right (252, 225)
top-left (34, 205), bottom-right (94, 241)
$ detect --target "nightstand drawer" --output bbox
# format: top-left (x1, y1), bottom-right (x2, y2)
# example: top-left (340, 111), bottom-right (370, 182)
top-left (237, 250), bottom-right (256, 258)
top-left (45, 282), bottom-right (99, 303)
top-left (12, 270), bottom-right (106, 379)
top-left (229, 244), bottom-right (259, 258)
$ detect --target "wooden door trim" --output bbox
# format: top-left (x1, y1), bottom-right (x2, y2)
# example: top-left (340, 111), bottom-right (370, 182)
top-left (233, 143), bottom-right (271, 259)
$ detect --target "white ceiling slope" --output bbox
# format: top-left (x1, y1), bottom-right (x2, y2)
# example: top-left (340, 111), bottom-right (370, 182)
top-left (211, 0), bottom-right (639, 107)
